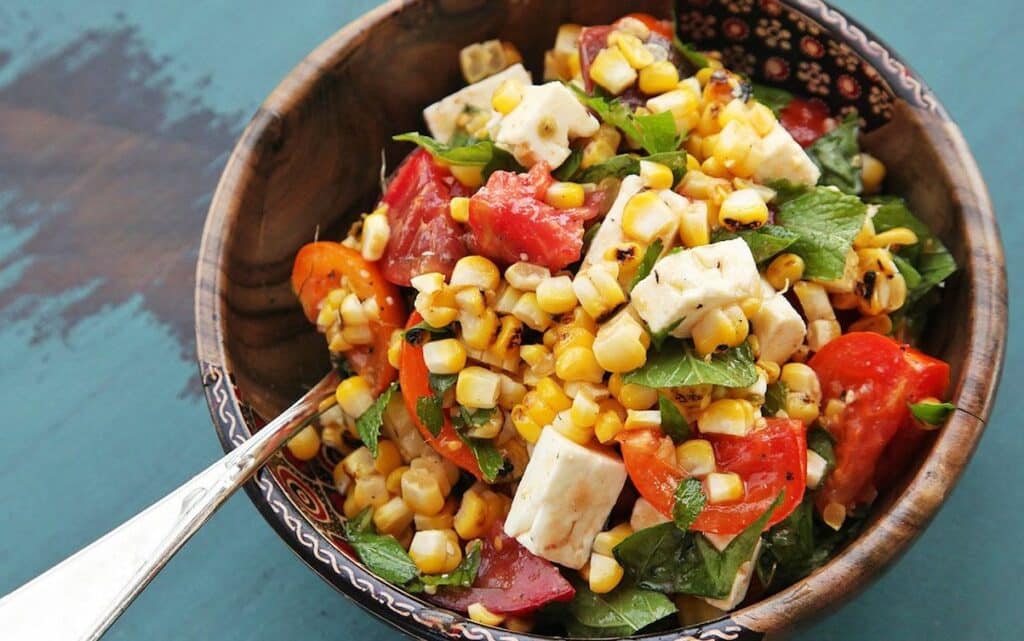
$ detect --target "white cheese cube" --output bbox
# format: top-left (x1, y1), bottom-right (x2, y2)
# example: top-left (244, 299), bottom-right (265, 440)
top-left (504, 428), bottom-right (627, 568)
top-left (582, 175), bottom-right (645, 268)
top-left (423, 64), bottom-right (532, 143)
top-left (752, 279), bottom-right (807, 365)
top-left (753, 122), bottom-right (821, 186)
top-left (629, 497), bottom-right (670, 531)
top-left (495, 81), bottom-right (600, 169)
top-left (630, 238), bottom-right (762, 337)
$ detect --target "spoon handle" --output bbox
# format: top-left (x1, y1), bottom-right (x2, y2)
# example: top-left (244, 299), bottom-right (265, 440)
top-left (0, 373), bottom-right (337, 641)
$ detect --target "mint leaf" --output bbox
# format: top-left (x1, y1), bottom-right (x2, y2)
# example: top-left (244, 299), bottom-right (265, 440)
top-left (570, 87), bottom-right (681, 154)
top-left (554, 146), bottom-right (584, 181)
top-left (647, 317), bottom-right (684, 352)
top-left (344, 509), bottom-right (420, 585)
top-left (751, 83), bottom-right (794, 117)
top-left (712, 225), bottom-right (800, 264)
top-left (624, 340), bottom-right (758, 389)
top-left (576, 151), bottom-right (687, 185)
top-left (672, 478), bottom-right (705, 531)
top-left (764, 381), bottom-right (788, 416)
top-left (457, 433), bottom-right (506, 482)
top-left (658, 394), bottom-right (690, 443)
top-left (394, 132), bottom-right (495, 166)
top-left (767, 179), bottom-right (812, 205)
top-left (629, 239), bottom-right (664, 292)
top-left (355, 382), bottom-right (399, 457)
top-left (564, 579), bottom-right (677, 637)
top-left (909, 401), bottom-right (955, 425)
top-left (774, 187), bottom-right (867, 280)
top-left (416, 397), bottom-right (445, 436)
top-left (428, 373), bottom-right (458, 397)
top-left (807, 426), bottom-right (836, 474)
top-left (807, 115), bottom-right (862, 194)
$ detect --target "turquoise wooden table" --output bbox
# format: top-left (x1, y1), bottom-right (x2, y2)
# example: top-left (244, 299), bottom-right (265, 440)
top-left (0, 1), bottom-right (1019, 639)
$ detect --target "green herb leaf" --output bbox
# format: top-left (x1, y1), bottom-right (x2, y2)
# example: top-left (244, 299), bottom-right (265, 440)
top-left (672, 478), bottom-right (705, 531)
top-left (625, 340), bottom-right (758, 389)
top-left (416, 397), bottom-right (445, 437)
top-left (629, 239), bottom-right (664, 292)
top-left (658, 394), bottom-right (690, 443)
top-left (712, 225), bottom-right (800, 263)
top-left (457, 433), bottom-right (506, 483)
top-left (404, 321), bottom-right (453, 345)
top-left (483, 145), bottom-right (525, 179)
top-left (751, 83), bottom-right (794, 117)
top-left (807, 115), bottom-right (862, 194)
top-left (764, 381), bottom-right (788, 416)
top-left (564, 579), bottom-right (677, 637)
top-left (647, 317), bottom-right (684, 352)
top-left (428, 373), bottom-right (458, 397)
top-left (570, 86), bottom-right (682, 155)
top-left (807, 426), bottom-right (836, 474)
top-left (576, 151), bottom-right (687, 185)
top-left (417, 540), bottom-right (482, 589)
top-left (344, 509), bottom-right (420, 585)
top-left (767, 179), bottom-right (812, 205)
top-left (871, 197), bottom-right (957, 306)
top-left (669, 5), bottom-right (709, 72)
top-left (355, 383), bottom-right (399, 457)
top-left (554, 146), bottom-right (584, 181)
top-left (394, 132), bottom-right (495, 166)
top-left (452, 406), bottom-right (497, 430)
top-left (774, 187), bottom-right (867, 280)
top-left (909, 401), bottom-right (956, 425)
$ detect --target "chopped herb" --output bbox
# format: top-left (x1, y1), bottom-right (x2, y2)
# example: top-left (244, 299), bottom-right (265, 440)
top-left (344, 509), bottom-right (420, 585)
top-left (457, 432), bottom-right (506, 483)
top-left (647, 317), bottom-right (684, 352)
top-left (428, 373), bottom-right (458, 396)
top-left (415, 540), bottom-right (482, 589)
top-left (394, 132), bottom-right (523, 179)
top-left (807, 114), bottom-right (862, 194)
top-left (570, 86), bottom-right (682, 155)
top-left (575, 151), bottom-right (687, 185)
top-left (629, 239), bottom-right (664, 292)
top-left (658, 394), bottom-right (690, 443)
top-left (670, 5), bottom-right (709, 71)
top-left (625, 340), bottom-right (758, 389)
top-left (774, 187), bottom-right (867, 280)
top-left (909, 400), bottom-right (956, 425)
top-left (415, 397), bottom-right (445, 437)
top-left (871, 197), bottom-right (957, 306)
top-left (355, 382), bottom-right (399, 457)
top-left (712, 225), bottom-right (800, 264)
top-left (554, 146), bottom-right (584, 181)
top-left (672, 478), bottom-right (705, 531)
top-left (807, 426), bottom-right (836, 474)
top-left (764, 381), bottom-right (788, 416)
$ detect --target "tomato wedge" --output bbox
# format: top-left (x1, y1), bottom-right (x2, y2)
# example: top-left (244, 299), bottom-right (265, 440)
top-left (379, 148), bottom-right (469, 286)
top-left (467, 162), bottom-right (604, 270)
top-left (619, 419), bottom-right (807, 535)
top-left (779, 97), bottom-right (831, 147)
top-left (399, 313), bottom-right (484, 479)
top-left (291, 241), bottom-right (405, 393)
top-left (809, 332), bottom-right (950, 511)
top-left (428, 520), bottom-right (575, 615)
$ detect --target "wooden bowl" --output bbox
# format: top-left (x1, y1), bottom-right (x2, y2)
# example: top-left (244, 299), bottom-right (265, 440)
top-left (195, 1), bottom-right (1006, 639)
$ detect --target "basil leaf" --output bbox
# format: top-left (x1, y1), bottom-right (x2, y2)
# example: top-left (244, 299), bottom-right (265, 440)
top-left (554, 146), bottom-right (584, 181)
top-left (658, 394), bottom-right (690, 443)
top-left (751, 83), bottom-right (794, 117)
top-left (355, 382), bottom-right (399, 457)
top-left (871, 197), bottom-right (957, 306)
top-left (672, 478), bottom-right (705, 531)
top-left (428, 373), bottom-right (458, 397)
top-left (807, 426), bottom-right (836, 474)
top-left (393, 132), bottom-right (495, 166)
top-left (344, 509), bottom-right (420, 585)
top-left (625, 340), bottom-right (758, 389)
top-left (712, 225), bottom-right (800, 263)
top-left (417, 540), bottom-right (482, 589)
top-left (807, 115), bottom-right (862, 194)
top-left (404, 321), bottom-right (452, 345)
top-left (629, 239), bottom-right (664, 292)
top-left (774, 187), bottom-right (867, 280)
top-left (576, 151), bottom-right (687, 185)
top-left (758, 498), bottom-right (865, 588)
top-left (570, 86), bottom-right (682, 155)
top-left (764, 381), bottom-right (788, 416)
top-left (564, 579), bottom-right (677, 637)
top-left (457, 433), bottom-right (506, 483)
top-left (416, 397), bottom-right (445, 437)
top-left (909, 401), bottom-right (955, 425)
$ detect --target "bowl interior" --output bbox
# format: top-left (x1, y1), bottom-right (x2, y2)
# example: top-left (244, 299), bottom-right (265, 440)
top-left (196, 0), bottom-right (1004, 638)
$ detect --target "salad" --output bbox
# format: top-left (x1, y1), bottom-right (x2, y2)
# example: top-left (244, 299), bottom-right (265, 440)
top-left (285, 12), bottom-right (957, 636)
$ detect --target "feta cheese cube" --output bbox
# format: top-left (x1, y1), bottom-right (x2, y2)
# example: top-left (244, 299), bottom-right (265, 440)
top-left (753, 122), bottom-right (821, 186)
top-left (495, 81), bottom-right (600, 169)
top-left (423, 64), bottom-right (532, 143)
top-left (752, 279), bottom-right (807, 365)
top-left (504, 428), bottom-right (627, 568)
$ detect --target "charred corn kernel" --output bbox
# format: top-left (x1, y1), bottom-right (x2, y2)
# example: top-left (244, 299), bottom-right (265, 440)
top-left (570, 393), bottom-right (601, 427)
top-left (287, 425), bottom-right (321, 461)
top-left (467, 602), bottom-right (505, 626)
top-left (491, 78), bottom-right (525, 115)
top-left (332, 461), bottom-right (352, 494)
top-left (704, 471), bottom-right (744, 504)
top-left (624, 409), bottom-right (661, 430)
top-left (449, 196), bottom-right (470, 223)
top-left (453, 488), bottom-right (490, 539)
top-left (373, 440), bottom-right (403, 475)
top-left (622, 191), bottom-right (676, 243)
top-left (460, 308), bottom-right (498, 350)
top-left (409, 530), bottom-right (450, 574)
top-left (401, 468), bottom-right (446, 515)
top-left (422, 338), bottom-right (467, 375)
top-left (361, 209), bottom-right (390, 261)
top-left (678, 201), bottom-right (710, 248)
top-left (823, 502), bottom-right (846, 530)
top-left (589, 46), bottom-right (637, 95)
top-left (849, 313), bottom-right (893, 334)
top-left (511, 405), bottom-right (544, 443)
top-left (353, 474), bottom-right (389, 509)
top-left (593, 313), bottom-right (648, 373)
top-left (573, 265), bottom-right (627, 320)
top-left (692, 306), bottom-right (747, 355)
top-left (342, 446), bottom-right (376, 479)
top-left (417, 301), bottom-right (458, 329)
top-left (719, 188), bottom-right (769, 230)
top-left (343, 492), bottom-right (361, 519)
top-left (536, 376), bottom-right (573, 411)
top-left (555, 345), bottom-right (605, 383)
top-left (336, 375), bottom-right (374, 418)
top-left (594, 409), bottom-right (625, 443)
top-left (871, 227), bottom-right (919, 248)
top-left (535, 276), bottom-right (578, 314)
top-left (781, 363), bottom-right (821, 395)
top-left (454, 287), bottom-right (485, 315)
top-left (679, 170), bottom-right (732, 204)
top-left (604, 242), bottom-right (644, 275)
top-left (415, 498), bottom-right (456, 530)
top-left (860, 152), bottom-right (886, 195)
top-left (450, 256), bottom-right (500, 291)
top-left (450, 164), bottom-right (484, 189)
top-left (593, 524), bottom-right (634, 556)
top-left (676, 439), bottom-right (715, 477)
top-left (589, 553), bottom-right (625, 594)
top-left (807, 318), bottom-right (842, 351)
top-left (493, 283), bottom-right (522, 314)
top-left (639, 60), bottom-right (680, 94)
top-left (510, 292), bottom-right (553, 331)
top-left (785, 395), bottom-right (820, 423)
top-left (647, 88), bottom-right (701, 133)
top-left (385, 465), bottom-right (408, 494)
top-left (410, 272), bottom-right (446, 295)
top-left (553, 326), bottom-right (595, 358)
top-left (806, 449), bottom-right (828, 489)
top-left (699, 399), bottom-right (755, 436)
top-left (610, 377), bottom-right (659, 410)
top-left (505, 262), bottom-right (551, 291)
top-left (373, 496), bottom-right (414, 535)
top-left (610, 31), bottom-right (655, 69)
top-left (766, 253), bottom-right (805, 290)
top-left (455, 366), bottom-right (502, 409)
top-left (793, 281), bottom-right (835, 322)
top-left (492, 317), bottom-right (523, 361)
top-left (544, 182), bottom-right (586, 209)
top-left (639, 159), bottom-right (675, 190)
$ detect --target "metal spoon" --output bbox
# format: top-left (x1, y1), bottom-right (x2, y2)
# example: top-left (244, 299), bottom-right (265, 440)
top-left (0, 371), bottom-right (339, 641)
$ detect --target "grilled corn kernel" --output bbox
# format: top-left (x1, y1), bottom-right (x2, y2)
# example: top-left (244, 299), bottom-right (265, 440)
top-left (418, 300), bottom-right (458, 329)
top-left (401, 468), bottom-right (446, 515)
top-left (610, 376), bottom-right (659, 410)
top-left (766, 253), bottom-right (805, 291)
top-left (692, 306), bottom-right (748, 356)
top-left (454, 287), bottom-right (485, 315)
top-left (536, 376), bottom-right (573, 411)
top-left (544, 182), bottom-right (586, 210)
top-left (593, 524), bottom-right (634, 556)
top-left (871, 227), bottom-right (919, 248)
top-left (505, 262), bottom-right (551, 292)
top-left (704, 471), bottom-right (744, 504)
top-left (491, 317), bottom-right (523, 361)
top-left (332, 460), bottom-right (353, 494)
top-left (860, 152), bottom-right (886, 195)
top-left (536, 276), bottom-right (578, 314)
top-left (553, 326), bottom-right (595, 358)
top-left (409, 530), bottom-right (453, 574)
top-left (639, 160), bottom-right (675, 190)
top-left (450, 255), bottom-right (500, 291)
top-left (415, 498), bottom-right (456, 530)
top-left (552, 409), bottom-right (594, 444)
top-left (361, 209), bottom-right (391, 261)
top-left (287, 425), bottom-right (321, 461)
top-left (353, 474), bottom-right (389, 509)
top-left (385, 465), bottom-right (408, 494)
top-left (455, 366), bottom-right (502, 409)
top-left (622, 191), bottom-right (676, 243)
top-left (593, 314), bottom-right (648, 373)
top-left (781, 363), bottom-right (820, 395)
top-left (807, 318), bottom-right (842, 352)
top-left (677, 200), bottom-right (710, 248)
top-left (511, 405), bottom-right (543, 443)
top-left (373, 496), bottom-right (414, 535)
top-left (589, 553), bottom-right (625, 594)
top-left (555, 345), bottom-right (605, 383)
top-left (343, 446), bottom-right (376, 479)
top-left (793, 281), bottom-right (835, 322)
top-left (757, 360), bottom-right (781, 384)
top-left (676, 439), bottom-right (716, 477)
top-left (581, 139), bottom-right (618, 169)
top-left (422, 338), bottom-right (468, 375)
top-left (848, 313), bottom-right (893, 334)
top-left (491, 77), bottom-right (525, 115)
top-left (573, 265), bottom-right (627, 320)
top-left (589, 46), bottom-right (638, 95)
top-left (611, 31), bottom-right (655, 69)
top-left (340, 293), bottom-right (368, 327)
top-left (698, 399), bottom-right (755, 436)
top-left (453, 488), bottom-right (490, 539)
top-left (806, 449), bottom-right (828, 489)
top-left (450, 164), bottom-right (484, 189)
top-left (647, 88), bottom-right (701, 133)
top-left (410, 272), bottom-right (446, 295)
top-left (341, 323), bottom-right (373, 346)
top-left (520, 344), bottom-right (552, 369)
top-left (493, 283), bottom-right (522, 314)
top-left (467, 603), bottom-right (506, 627)
top-left (343, 492), bottom-right (361, 519)
top-left (336, 375), bottom-right (374, 418)
top-left (624, 409), bottom-right (662, 430)
top-left (594, 409), bottom-right (625, 443)
top-left (449, 196), bottom-right (471, 223)
top-left (823, 502), bottom-right (846, 530)
top-left (460, 308), bottom-right (498, 350)
top-left (719, 188), bottom-right (769, 230)
top-left (373, 440), bottom-right (403, 475)
top-left (639, 60), bottom-right (680, 94)
top-left (570, 393), bottom-right (601, 427)
top-left (511, 292), bottom-right (553, 331)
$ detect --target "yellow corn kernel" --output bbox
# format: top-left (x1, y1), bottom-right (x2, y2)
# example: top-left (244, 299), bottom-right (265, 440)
top-left (535, 275), bottom-right (578, 314)
top-left (453, 488), bottom-right (490, 539)
top-left (468, 602), bottom-right (506, 626)
top-left (580, 139), bottom-right (618, 169)
top-left (361, 208), bottom-right (391, 262)
top-left (610, 376), bottom-right (659, 410)
top-left (555, 345), bottom-right (605, 383)
top-left (553, 325), bottom-right (595, 358)
top-left (646, 88), bottom-right (701, 133)
top-left (339, 293), bottom-right (367, 327)
top-left (793, 281), bottom-right (835, 322)
top-left (544, 182), bottom-right (586, 209)
top-left (604, 242), bottom-right (645, 277)
top-left (450, 255), bottom-right (500, 291)
top-left (336, 375), bottom-right (375, 418)
top-left (860, 152), bottom-right (886, 195)
top-left (415, 498), bottom-right (456, 530)
top-left (766, 253), bottom-right (806, 291)
top-left (871, 227), bottom-right (919, 248)
top-left (409, 530), bottom-right (450, 574)
top-left (491, 78), bottom-right (525, 115)
top-left (450, 164), bottom-right (484, 189)
top-left (287, 425), bottom-right (321, 461)
top-left (676, 200), bottom-right (710, 248)
top-left (459, 308), bottom-right (498, 351)
top-left (566, 305), bottom-right (599, 334)
top-left (698, 399), bottom-right (755, 436)
top-left (593, 523), bottom-right (634, 556)
top-left (536, 376), bottom-right (573, 412)
top-left (594, 409), bottom-right (625, 443)
top-left (639, 160), bottom-right (675, 190)
top-left (573, 265), bottom-right (627, 320)
top-left (749, 101), bottom-right (777, 136)
top-left (385, 329), bottom-right (404, 368)
top-left (385, 465), bottom-right (408, 494)
top-left (849, 313), bottom-right (893, 335)
top-left (676, 439), bottom-right (716, 477)
top-left (520, 344), bottom-right (552, 369)
top-left (421, 338), bottom-right (467, 375)
top-left (401, 468), bottom-right (445, 516)
top-left (570, 393), bottom-right (601, 427)
top-left (417, 300), bottom-right (458, 329)
top-left (503, 263), bottom-right (549, 293)
top-left (781, 362), bottom-right (820, 395)
top-left (331, 461), bottom-right (353, 495)
top-left (341, 323), bottom-right (373, 346)
top-left (343, 492), bottom-right (361, 519)
top-left (373, 496), bottom-right (414, 535)
top-left (757, 360), bottom-right (781, 384)
top-left (489, 318), bottom-right (521, 363)
top-left (373, 440), bottom-right (403, 476)
top-left (823, 502), bottom-right (846, 530)
top-left (718, 188), bottom-right (769, 230)
top-left (410, 272), bottom-right (446, 295)
top-left (511, 405), bottom-right (544, 443)
top-left (593, 316), bottom-right (648, 374)
top-left (692, 306), bottom-right (748, 356)
top-left (639, 60), bottom-right (680, 95)
top-left (589, 553), bottom-right (625, 594)
top-left (455, 366), bottom-right (502, 409)
top-left (622, 191), bottom-right (676, 243)
top-left (342, 446), bottom-right (376, 479)
top-left (316, 302), bottom-right (338, 329)
top-left (454, 287), bottom-right (485, 316)
top-left (353, 474), bottom-right (389, 510)
top-left (511, 292), bottom-right (553, 331)
top-left (449, 196), bottom-right (470, 223)
top-left (552, 409), bottom-right (594, 444)
top-left (704, 471), bottom-right (744, 504)
top-left (610, 31), bottom-right (655, 69)
top-left (327, 330), bottom-right (352, 354)
top-left (624, 409), bottom-right (661, 430)
top-left (589, 46), bottom-right (638, 95)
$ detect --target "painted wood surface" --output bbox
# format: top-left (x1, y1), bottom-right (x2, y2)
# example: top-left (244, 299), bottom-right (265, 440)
top-left (0, 1), bottom-right (1019, 639)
